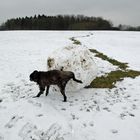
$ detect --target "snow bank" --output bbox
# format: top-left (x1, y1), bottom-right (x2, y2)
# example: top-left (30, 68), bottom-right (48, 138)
top-left (47, 45), bottom-right (97, 91)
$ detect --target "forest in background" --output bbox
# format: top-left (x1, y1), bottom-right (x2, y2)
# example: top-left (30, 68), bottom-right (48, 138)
top-left (0, 15), bottom-right (140, 31)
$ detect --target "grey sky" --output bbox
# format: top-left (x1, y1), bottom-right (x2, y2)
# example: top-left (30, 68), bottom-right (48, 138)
top-left (0, 0), bottom-right (139, 26)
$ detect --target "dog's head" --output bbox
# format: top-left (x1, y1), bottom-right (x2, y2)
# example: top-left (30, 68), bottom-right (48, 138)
top-left (30, 70), bottom-right (39, 82)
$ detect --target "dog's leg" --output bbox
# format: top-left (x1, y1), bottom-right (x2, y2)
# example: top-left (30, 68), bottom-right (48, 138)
top-left (59, 84), bottom-right (67, 102)
top-left (72, 73), bottom-right (83, 83)
top-left (46, 85), bottom-right (50, 96)
top-left (34, 85), bottom-right (45, 98)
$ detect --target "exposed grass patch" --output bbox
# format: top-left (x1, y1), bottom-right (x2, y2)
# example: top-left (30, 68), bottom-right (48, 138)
top-left (87, 70), bottom-right (140, 88)
top-left (70, 37), bottom-right (82, 45)
top-left (89, 49), bottom-right (128, 70)
top-left (88, 48), bottom-right (140, 88)
top-left (69, 37), bottom-right (140, 89)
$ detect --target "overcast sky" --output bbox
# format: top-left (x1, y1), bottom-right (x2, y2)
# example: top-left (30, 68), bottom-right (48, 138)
top-left (0, 0), bottom-right (139, 26)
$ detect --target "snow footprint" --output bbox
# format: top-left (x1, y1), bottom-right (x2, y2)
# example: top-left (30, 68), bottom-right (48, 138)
top-left (39, 123), bottom-right (62, 140)
top-left (0, 134), bottom-right (4, 140)
top-left (19, 122), bottom-right (62, 140)
top-left (120, 111), bottom-right (135, 119)
top-left (0, 99), bottom-right (3, 103)
top-left (2, 81), bottom-right (35, 101)
top-left (28, 100), bottom-right (42, 107)
top-left (19, 122), bottom-right (38, 140)
top-left (5, 115), bottom-right (23, 129)
top-left (111, 129), bottom-right (118, 134)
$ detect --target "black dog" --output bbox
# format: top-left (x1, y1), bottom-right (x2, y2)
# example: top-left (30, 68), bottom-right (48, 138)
top-left (30, 70), bottom-right (82, 102)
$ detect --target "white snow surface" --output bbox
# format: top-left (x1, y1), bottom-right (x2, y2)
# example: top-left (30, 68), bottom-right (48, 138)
top-left (0, 31), bottom-right (140, 140)
top-left (47, 44), bottom-right (97, 91)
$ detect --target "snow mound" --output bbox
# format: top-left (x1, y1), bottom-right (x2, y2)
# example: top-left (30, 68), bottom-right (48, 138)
top-left (47, 45), bottom-right (97, 91)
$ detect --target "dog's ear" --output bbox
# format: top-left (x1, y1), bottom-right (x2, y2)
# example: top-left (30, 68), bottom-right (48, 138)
top-left (33, 70), bottom-right (38, 74)
top-left (29, 70), bottom-right (39, 82)
top-left (33, 70), bottom-right (39, 81)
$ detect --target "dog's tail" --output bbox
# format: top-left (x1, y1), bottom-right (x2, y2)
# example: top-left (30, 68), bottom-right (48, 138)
top-left (72, 73), bottom-right (83, 84)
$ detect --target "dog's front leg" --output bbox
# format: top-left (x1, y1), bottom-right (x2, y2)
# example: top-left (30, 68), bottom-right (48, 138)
top-left (34, 85), bottom-right (45, 98)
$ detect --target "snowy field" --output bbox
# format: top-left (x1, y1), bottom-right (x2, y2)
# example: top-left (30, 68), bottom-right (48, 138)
top-left (0, 31), bottom-right (140, 140)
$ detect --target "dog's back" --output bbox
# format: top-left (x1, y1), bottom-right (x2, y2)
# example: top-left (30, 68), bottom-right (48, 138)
top-left (38, 70), bottom-right (73, 85)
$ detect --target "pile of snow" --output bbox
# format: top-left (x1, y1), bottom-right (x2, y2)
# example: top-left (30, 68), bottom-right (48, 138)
top-left (47, 45), bottom-right (97, 91)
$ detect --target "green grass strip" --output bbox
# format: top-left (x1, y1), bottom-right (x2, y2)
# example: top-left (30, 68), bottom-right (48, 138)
top-left (90, 49), bottom-right (128, 70)
top-left (87, 70), bottom-right (140, 88)
top-left (70, 37), bottom-right (82, 45)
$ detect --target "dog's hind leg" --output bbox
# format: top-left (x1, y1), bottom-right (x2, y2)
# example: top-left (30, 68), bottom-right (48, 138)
top-left (72, 73), bottom-right (83, 83)
top-left (46, 85), bottom-right (50, 96)
top-left (58, 84), bottom-right (67, 102)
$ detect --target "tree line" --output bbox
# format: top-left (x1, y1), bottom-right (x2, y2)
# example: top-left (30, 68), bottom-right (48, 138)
top-left (0, 15), bottom-right (114, 30)
top-left (118, 24), bottom-right (140, 31)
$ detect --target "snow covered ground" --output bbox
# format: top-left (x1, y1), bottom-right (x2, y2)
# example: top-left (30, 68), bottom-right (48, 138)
top-left (0, 31), bottom-right (140, 140)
